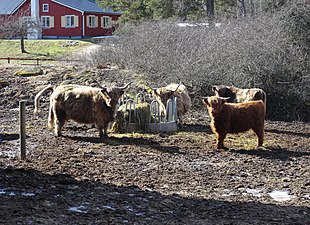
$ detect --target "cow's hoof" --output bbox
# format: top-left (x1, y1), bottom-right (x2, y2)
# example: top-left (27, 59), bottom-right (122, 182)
top-left (99, 134), bottom-right (108, 139)
top-left (217, 146), bottom-right (228, 150)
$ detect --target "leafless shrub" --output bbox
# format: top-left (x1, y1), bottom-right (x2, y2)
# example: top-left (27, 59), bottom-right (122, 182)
top-left (91, 1), bottom-right (309, 121)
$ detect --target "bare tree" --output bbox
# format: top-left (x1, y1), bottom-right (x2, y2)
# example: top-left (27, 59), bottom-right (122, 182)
top-left (0, 9), bottom-right (41, 53)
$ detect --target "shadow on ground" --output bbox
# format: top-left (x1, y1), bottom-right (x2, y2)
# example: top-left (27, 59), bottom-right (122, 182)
top-left (0, 168), bottom-right (309, 225)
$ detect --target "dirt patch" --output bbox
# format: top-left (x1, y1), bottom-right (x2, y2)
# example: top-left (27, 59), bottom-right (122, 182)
top-left (0, 64), bottom-right (309, 224)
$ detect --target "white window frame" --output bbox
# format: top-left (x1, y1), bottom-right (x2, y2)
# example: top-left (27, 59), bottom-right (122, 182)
top-left (42, 4), bottom-right (49, 12)
top-left (88, 15), bottom-right (96, 28)
top-left (102, 16), bottom-right (111, 28)
top-left (41, 16), bottom-right (50, 28)
top-left (66, 15), bottom-right (75, 28)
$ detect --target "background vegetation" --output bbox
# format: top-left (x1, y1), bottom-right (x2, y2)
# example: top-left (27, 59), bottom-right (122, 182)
top-left (97, 0), bottom-right (292, 21)
top-left (92, 0), bottom-right (309, 122)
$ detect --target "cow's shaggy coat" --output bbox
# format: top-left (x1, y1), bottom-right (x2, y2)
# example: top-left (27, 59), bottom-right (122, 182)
top-left (212, 85), bottom-right (266, 104)
top-left (203, 96), bottom-right (265, 149)
top-left (153, 83), bottom-right (191, 126)
top-left (34, 83), bottom-right (130, 138)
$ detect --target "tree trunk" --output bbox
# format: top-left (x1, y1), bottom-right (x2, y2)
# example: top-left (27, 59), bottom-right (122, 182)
top-left (21, 36), bottom-right (27, 53)
top-left (237, 0), bottom-right (247, 17)
top-left (207, 0), bottom-right (215, 18)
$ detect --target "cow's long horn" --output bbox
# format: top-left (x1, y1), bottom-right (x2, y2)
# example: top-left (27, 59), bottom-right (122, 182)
top-left (174, 83), bottom-right (182, 92)
top-left (120, 82), bottom-right (132, 90)
top-left (218, 97), bottom-right (230, 100)
top-left (95, 80), bottom-right (105, 89)
top-left (202, 96), bottom-right (209, 99)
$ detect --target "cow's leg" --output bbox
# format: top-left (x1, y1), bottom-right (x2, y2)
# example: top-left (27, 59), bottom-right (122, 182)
top-left (47, 100), bottom-right (54, 130)
top-left (253, 126), bottom-right (264, 148)
top-left (98, 123), bottom-right (108, 139)
top-left (177, 116), bottom-right (183, 128)
top-left (216, 133), bottom-right (226, 149)
top-left (54, 109), bottom-right (65, 137)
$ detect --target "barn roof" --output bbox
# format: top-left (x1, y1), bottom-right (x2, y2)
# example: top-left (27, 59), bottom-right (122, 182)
top-left (53, 0), bottom-right (122, 15)
top-left (0, 0), bottom-right (26, 15)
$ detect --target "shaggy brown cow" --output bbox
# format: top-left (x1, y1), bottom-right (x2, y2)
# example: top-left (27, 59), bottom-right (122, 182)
top-left (34, 83), bottom-right (130, 138)
top-left (212, 85), bottom-right (266, 104)
top-left (202, 96), bottom-right (265, 149)
top-left (152, 83), bottom-right (191, 126)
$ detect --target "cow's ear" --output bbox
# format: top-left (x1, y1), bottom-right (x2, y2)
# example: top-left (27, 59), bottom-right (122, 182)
top-left (152, 89), bottom-right (158, 96)
top-left (212, 86), bottom-right (217, 92)
top-left (106, 98), bottom-right (112, 107)
top-left (202, 97), bottom-right (209, 106)
top-left (100, 88), bottom-right (107, 94)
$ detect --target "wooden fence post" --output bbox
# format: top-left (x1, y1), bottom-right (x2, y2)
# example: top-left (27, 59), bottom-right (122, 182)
top-left (19, 101), bottom-right (26, 160)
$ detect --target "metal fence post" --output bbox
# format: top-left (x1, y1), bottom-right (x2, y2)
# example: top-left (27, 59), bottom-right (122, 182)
top-left (19, 101), bottom-right (26, 160)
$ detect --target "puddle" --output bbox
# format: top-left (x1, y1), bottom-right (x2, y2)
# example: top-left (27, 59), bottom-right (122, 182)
top-left (268, 190), bottom-right (295, 202)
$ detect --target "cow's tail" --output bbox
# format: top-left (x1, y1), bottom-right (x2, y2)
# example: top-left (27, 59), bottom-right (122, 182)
top-left (34, 85), bottom-right (54, 115)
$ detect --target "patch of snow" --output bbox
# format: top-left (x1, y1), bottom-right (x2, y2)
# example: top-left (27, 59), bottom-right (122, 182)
top-left (268, 190), bottom-right (294, 202)
top-left (102, 205), bottom-right (116, 211)
top-left (246, 188), bottom-right (262, 197)
top-left (177, 22), bottom-right (209, 28)
top-left (68, 203), bottom-right (89, 214)
top-left (21, 192), bottom-right (36, 197)
top-left (0, 189), bottom-right (6, 195)
top-left (0, 189), bottom-right (35, 197)
top-left (124, 205), bottom-right (134, 212)
top-left (177, 22), bottom-right (221, 28)
top-left (0, 150), bottom-right (16, 158)
top-left (221, 189), bottom-right (234, 197)
top-left (135, 212), bottom-right (145, 216)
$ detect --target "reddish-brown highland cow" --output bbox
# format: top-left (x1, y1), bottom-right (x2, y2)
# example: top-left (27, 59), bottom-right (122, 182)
top-left (202, 96), bottom-right (265, 149)
top-left (34, 83), bottom-right (130, 138)
top-left (152, 83), bottom-right (191, 126)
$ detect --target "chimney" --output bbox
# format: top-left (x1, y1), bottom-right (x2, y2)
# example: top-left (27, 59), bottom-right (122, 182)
top-left (31, 0), bottom-right (39, 20)
top-left (29, 0), bottom-right (41, 39)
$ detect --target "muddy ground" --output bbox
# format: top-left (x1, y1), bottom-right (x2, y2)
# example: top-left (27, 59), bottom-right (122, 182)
top-left (0, 64), bottom-right (309, 225)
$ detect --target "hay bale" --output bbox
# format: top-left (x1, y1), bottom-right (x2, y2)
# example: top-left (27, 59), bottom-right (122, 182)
top-left (135, 102), bottom-right (151, 130)
top-left (110, 102), bottom-right (151, 133)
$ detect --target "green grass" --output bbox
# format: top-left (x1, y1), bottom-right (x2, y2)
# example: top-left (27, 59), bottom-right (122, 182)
top-left (0, 39), bottom-right (92, 64)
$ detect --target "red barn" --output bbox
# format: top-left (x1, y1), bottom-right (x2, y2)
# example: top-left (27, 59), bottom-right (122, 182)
top-left (0, 0), bottom-right (122, 39)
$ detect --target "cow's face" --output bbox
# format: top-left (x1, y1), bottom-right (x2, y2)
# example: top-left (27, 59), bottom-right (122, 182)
top-left (212, 85), bottom-right (235, 102)
top-left (152, 88), bottom-right (174, 114)
top-left (101, 83), bottom-right (131, 109)
top-left (203, 96), bottom-right (226, 116)
top-left (153, 89), bottom-right (174, 106)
